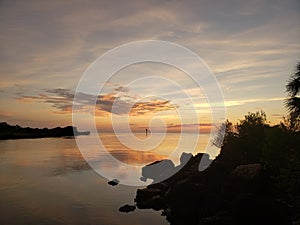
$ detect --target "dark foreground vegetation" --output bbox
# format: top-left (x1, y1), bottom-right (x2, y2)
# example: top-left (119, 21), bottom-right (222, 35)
top-left (134, 111), bottom-right (300, 225)
top-left (0, 122), bottom-right (90, 140)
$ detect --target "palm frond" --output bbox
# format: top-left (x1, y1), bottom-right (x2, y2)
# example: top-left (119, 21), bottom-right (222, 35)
top-left (286, 62), bottom-right (300, 97)
top-left (285, 97), bottom-right (300, 118)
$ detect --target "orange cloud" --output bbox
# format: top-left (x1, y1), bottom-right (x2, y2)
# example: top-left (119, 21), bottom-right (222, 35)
top-left (16, 87), bottom-right (178, 116)
top-left (130, 99), bottom-right (178, 116)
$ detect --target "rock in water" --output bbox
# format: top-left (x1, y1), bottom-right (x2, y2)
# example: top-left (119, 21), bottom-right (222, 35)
top-left (119, 204), bottom-right (136, 213)
top-left (141, 159), bottom-right (175, 182)
top-left (108, 179), bottom-right (119, 186)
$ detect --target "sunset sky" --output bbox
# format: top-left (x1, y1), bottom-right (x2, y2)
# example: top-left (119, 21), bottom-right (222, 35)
top-left (0, 0), bottom-right (299, 132)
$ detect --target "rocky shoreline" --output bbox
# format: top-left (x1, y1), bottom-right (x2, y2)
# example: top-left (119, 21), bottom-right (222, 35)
top-left (133, 152), bottom-right (294, 225)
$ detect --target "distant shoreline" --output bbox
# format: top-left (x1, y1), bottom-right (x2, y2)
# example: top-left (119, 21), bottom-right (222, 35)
top-left (0, 122), bottom-right (90, 140)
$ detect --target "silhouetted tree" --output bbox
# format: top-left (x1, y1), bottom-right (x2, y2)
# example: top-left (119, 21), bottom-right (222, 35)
top-left (286, 62), bottom-right (300, 129)
top-left (214, 111), bottom-right (269, 167)
top-left (212, 120), bottom-right (235, 148)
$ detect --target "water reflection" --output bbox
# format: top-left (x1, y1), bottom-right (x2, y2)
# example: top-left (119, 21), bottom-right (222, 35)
top-left (100, 133), bottom-right (170, 165)
top-left (0, 133), bottom-right (210, 225)
top-left (100, 132), bottom-right (209, 166)
top-left (50, 147), bottom-right (91, 176)
top-left (0, 137), bottom-right (168, 225)
top-left (73, 132), bottom-right (209, 186)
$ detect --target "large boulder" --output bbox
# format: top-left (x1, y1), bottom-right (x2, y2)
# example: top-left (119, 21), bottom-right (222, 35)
top-left (141, 159), bottom-right (175, 182)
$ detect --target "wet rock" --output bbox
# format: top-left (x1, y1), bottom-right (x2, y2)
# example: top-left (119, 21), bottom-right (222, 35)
top-left (141, 159), bottom-right (175, 182)
top-left (135, 188), bottom-right (165, 210)
top-left (119, 204), bottom-right (136, 213)
top-left (108, 179), bottom-right (119, 186)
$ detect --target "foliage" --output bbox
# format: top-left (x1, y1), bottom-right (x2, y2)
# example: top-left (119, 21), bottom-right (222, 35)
top-left (215, 111), bottom-right (268, 166)
top-left (212, 120), bottom-right (235, 148)
top-left (215, 111), bottom-right (300, 220)
top-left (281, 114), bottom-right (300, 132)
top-left (286, 62), bottom-right (300, 130)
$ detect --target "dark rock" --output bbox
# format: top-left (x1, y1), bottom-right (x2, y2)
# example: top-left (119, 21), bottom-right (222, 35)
top-left (119, 204), bottom-right (136, 213)
top-left (231, 163), bottom-right (262, 180)
top-left (179, 152), bottom-right (193, 165)
top-left (134, 149), bottom-right (295, 225)
top-left (141, 159), bottom-right (175, 183)
top-left (175, 153), bottom-right (210, 176)
top-left (108, 179), bottom-right (119, 186)
top-left (136, 188), bottom-right (163, 199)
top-left (147, 181), bottom-right (169, 191)
top-left (140, 176), bottom-right (147, 182)
top-left (135, 188), bottom-right (165, 210)
top-left (198, 154), bottom-right (213, 171)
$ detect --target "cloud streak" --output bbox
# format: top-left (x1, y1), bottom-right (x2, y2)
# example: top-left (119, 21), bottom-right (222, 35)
top-left (193, 97), bottom-right (285, 109)
top-left (16, 87), bottom-right (178, 116)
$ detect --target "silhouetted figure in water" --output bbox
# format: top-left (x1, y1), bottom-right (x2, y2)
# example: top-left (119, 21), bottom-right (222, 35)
top-left (145, 128), bottom-right (148, 136)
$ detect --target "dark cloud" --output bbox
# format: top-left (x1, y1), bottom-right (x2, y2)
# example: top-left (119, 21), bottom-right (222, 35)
top-left (113, 86), bottom-right (130, 93)
top-left (16, 86), bottom-right (177, 116)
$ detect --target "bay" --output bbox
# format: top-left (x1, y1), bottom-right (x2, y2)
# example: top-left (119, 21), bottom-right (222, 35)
top-left (0, 133), bottom-right (210, 225)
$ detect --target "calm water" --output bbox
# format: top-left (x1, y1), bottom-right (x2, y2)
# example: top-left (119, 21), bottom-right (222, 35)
top-left (0, 133), bottom-right (210, 225)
